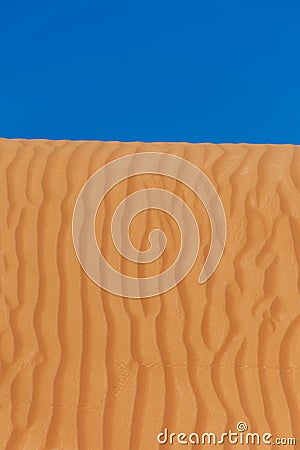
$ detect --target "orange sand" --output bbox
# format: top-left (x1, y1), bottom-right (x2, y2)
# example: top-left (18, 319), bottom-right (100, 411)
top-left (0, 139), bottom-right (299, 449)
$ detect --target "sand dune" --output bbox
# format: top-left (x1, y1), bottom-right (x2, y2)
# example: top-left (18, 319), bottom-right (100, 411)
top-left (0, 139), bottom-right (299, 449)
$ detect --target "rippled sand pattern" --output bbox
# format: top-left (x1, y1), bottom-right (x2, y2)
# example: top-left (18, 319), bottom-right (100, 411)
top-left (0, 139), bottom-right (300, 449)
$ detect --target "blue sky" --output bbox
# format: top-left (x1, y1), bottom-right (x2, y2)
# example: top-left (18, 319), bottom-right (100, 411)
top-left (1, 0), bottom-right (299, 143)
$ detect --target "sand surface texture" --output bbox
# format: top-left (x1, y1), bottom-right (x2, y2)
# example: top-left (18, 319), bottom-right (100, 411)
top-left (0, 139), bottom-right (300, 449)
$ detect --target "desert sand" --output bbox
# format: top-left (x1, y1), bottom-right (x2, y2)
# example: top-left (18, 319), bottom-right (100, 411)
top-left (0, 139), bottom-right (299, 449)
